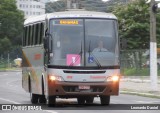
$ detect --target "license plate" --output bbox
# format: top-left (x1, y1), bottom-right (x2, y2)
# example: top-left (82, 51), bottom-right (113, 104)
top-left (79, 85), bottom-right (90, 90)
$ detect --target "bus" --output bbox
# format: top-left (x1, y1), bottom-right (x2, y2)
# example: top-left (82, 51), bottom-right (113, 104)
top-left (22, 10), bottom-right (120, 106)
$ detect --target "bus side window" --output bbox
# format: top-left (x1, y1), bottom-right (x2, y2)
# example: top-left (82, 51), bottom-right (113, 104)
top-left (31, 25), bottom-right (35, 46)
top-left (30, 25), bottom-right (33, 46)
top-left (23, 27), bottom-right (26, 46)
top-left (26, 26), bottom-right (29, 46)
top-left (37, 24), bottom-right (41, 45)
top-left (39, 23), bottom-right (44, 44)
top-left (35, 24), bottom-right (38, 45)
top-left (28, 26), bottom-right (31, 46)
top-left (32, 25), bottom-right (36, 45)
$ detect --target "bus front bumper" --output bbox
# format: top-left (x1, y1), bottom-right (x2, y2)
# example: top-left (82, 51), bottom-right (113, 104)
top-left (48, 81), bottom-right (119, 97)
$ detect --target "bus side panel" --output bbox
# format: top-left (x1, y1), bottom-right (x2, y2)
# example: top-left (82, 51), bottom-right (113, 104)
top-left (22, 46), bottom-right (44, 95)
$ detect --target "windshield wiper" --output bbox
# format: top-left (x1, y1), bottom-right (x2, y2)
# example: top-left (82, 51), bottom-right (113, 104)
top-left (69, 41), bottom-right (82, 66)
top-left (88, 40), bottom-right (101, 68)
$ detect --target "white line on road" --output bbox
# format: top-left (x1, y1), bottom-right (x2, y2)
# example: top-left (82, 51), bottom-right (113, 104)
top-left (16, 72), bottom-right (21, 75)
top-left (44, 110), bottom-right (58, 113)
top-left (136, 100), bottom-right (160, 104)
top-left (6, 80), bottom-right (20, 88)
top-left (0, 97), bottom-right (21, 104)
top-left (0, 74), bottom-right (8, 76)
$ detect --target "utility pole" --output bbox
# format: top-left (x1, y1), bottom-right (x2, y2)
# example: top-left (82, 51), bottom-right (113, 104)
top-left (150, 0), bottom-right (158, 91)
top-left (66, 0), bottom-right (79, 9)
top-left (67, 0), bottom-right (72, 9)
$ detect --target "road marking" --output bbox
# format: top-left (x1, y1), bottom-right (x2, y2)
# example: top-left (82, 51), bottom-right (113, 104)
top-left (136, 100), bottom-right (160, 104)
top-left (0, 74), bottom-right (8, 76)
top-left (0, 97), bottom-right (21, 104)
top-left (16, 72), bottom-right (21, 75)
top-left (6, 80), bottom-right (20, 88)
top-left (4, 74), bottom-right (8, 75)
top-left (44, 110), bottom-right (58, 113)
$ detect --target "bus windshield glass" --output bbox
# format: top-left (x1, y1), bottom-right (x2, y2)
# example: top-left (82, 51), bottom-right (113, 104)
top-left (49, 19), bottom-right (118, 67)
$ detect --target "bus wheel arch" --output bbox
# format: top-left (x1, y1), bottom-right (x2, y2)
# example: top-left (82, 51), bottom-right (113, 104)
top-left (39, 74), bottom-right (46, 103)
top-left (28, 74), bottom-right (31, 93)
top-left (28, 73), bottom-right (39, 104)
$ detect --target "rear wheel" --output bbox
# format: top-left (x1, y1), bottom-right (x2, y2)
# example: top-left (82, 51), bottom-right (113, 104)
top-left (77, 97), bottom-right (85, 105)
top-left (31, 93), bottom-right (39, 104)
top-left (48, 96), bottom-right (56, 107)
top-left (100, 96), bottom-right (110, 105)
top-left (39, 95), bottom-right (46, 103)
top-left (39, 77), bottom-right (46, 104)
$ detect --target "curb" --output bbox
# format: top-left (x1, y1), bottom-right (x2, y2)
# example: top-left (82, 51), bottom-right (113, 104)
top-left (0, 70), bottom-right (21, 72)
top-left (120, 79), bottom-right (160, 83)
top-left (120, 90), bottom-right (160, 99)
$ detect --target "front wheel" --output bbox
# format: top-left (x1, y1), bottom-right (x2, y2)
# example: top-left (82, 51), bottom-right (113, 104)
top-left (100, 96), bottom-right (110, 105)
top-left (48, 96), bottom-right (56, 107)
top-left (86, 97), bottom-right (94, 104)
top-left (39, 95), bottom-right (46, 103)
top-left (77, 97), bottom-right (85, 105)
top-left (30, 93), bottom-right (39, 104)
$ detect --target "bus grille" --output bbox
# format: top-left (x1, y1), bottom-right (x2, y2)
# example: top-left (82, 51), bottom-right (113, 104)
top-left (62, 86), bottom-right (105, 92)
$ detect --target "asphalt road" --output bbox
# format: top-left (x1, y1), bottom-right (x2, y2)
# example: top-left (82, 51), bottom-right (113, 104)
top-left (0, 71), bottom-right (160, 113)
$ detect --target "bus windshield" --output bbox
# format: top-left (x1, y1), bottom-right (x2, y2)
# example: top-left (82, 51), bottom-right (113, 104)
top-left (49, 19), bottom-right (119, 67)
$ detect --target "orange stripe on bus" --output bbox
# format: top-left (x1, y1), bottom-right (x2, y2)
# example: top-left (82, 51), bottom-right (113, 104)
top-left (22, 50), bottom-right (40, 92)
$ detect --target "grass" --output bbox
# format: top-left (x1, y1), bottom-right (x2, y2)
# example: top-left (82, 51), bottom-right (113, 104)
top-left (0, 61), bottom-right (20, 71)
top-left (123, 68), bottom-right (160, 76)
top-left (120, 90), bottom-right (160, 99)
top-left (0, 67), bottom-right (20, 71)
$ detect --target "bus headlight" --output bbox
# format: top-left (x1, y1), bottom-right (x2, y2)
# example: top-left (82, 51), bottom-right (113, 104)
top-left (49, 75), bottom-right (64, 82)
top-left (106, 75), bottom-right (119, 82)
top-left (49, 75), bottom-right (56, 81)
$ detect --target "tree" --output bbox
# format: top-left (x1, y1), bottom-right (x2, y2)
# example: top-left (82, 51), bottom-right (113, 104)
top-left (0, 0), bottom-right (24, 53)
top-left (79, 0), bottom-right (107, 12)
top-left (105, 0), bottom-right (131, 12)
top-left (112, 0), bottom-right (151, 49)
top-left (45, 0), bottom-right (107, 13)
top-left (0, 37), bottom-right (12, 52)
top-left (45, 0), bottom-right (66, 13)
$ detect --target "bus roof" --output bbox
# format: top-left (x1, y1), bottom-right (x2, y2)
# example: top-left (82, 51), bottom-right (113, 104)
top-left (24, 11), bottom-right (117, 25)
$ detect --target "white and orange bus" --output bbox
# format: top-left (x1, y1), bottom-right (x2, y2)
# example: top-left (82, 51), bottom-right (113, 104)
top-left (22, 10), bottom-right (120, 106)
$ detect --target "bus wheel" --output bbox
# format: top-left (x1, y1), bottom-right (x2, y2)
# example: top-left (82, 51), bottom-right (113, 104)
top-left (48, 96), bottom-right (56, 107)
top-left (86, 97), bottom-right (94, 104)
top-left (31, 93), bottom-right (39, 104)
top-left (39, 95), bottom-right (46, 103)
top-left (77, 97), bottom-right (85, 105)
top-left (100, 96), bottom-right (110, 105)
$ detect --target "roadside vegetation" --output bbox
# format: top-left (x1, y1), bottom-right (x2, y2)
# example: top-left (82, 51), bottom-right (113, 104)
top-left (1, 0), bottom-right (160, 74)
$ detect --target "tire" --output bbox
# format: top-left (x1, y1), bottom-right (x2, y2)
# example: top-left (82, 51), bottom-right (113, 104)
top-left (31, 93), bottom-right (39, 104)
top-left (39, 76), bottom-right (46, 103)
top-left (77, 97), bottom-right (85, 105)
top-left (86, 97), bottom-right (94, 104)
top-left (100, 96), bottom-right (110, 105)
top-left (29, 76), bottom-right (39, 104)
top-left (39, 95), bottom-right (46, 104)
top-left (48, 96), bottom-right (56, 107)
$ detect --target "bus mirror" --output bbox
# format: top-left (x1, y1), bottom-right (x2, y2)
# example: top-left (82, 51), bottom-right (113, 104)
top-left (44, 33), bottom-right (53, 53)
top-left (44, 37), bottom-right (47, 50)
